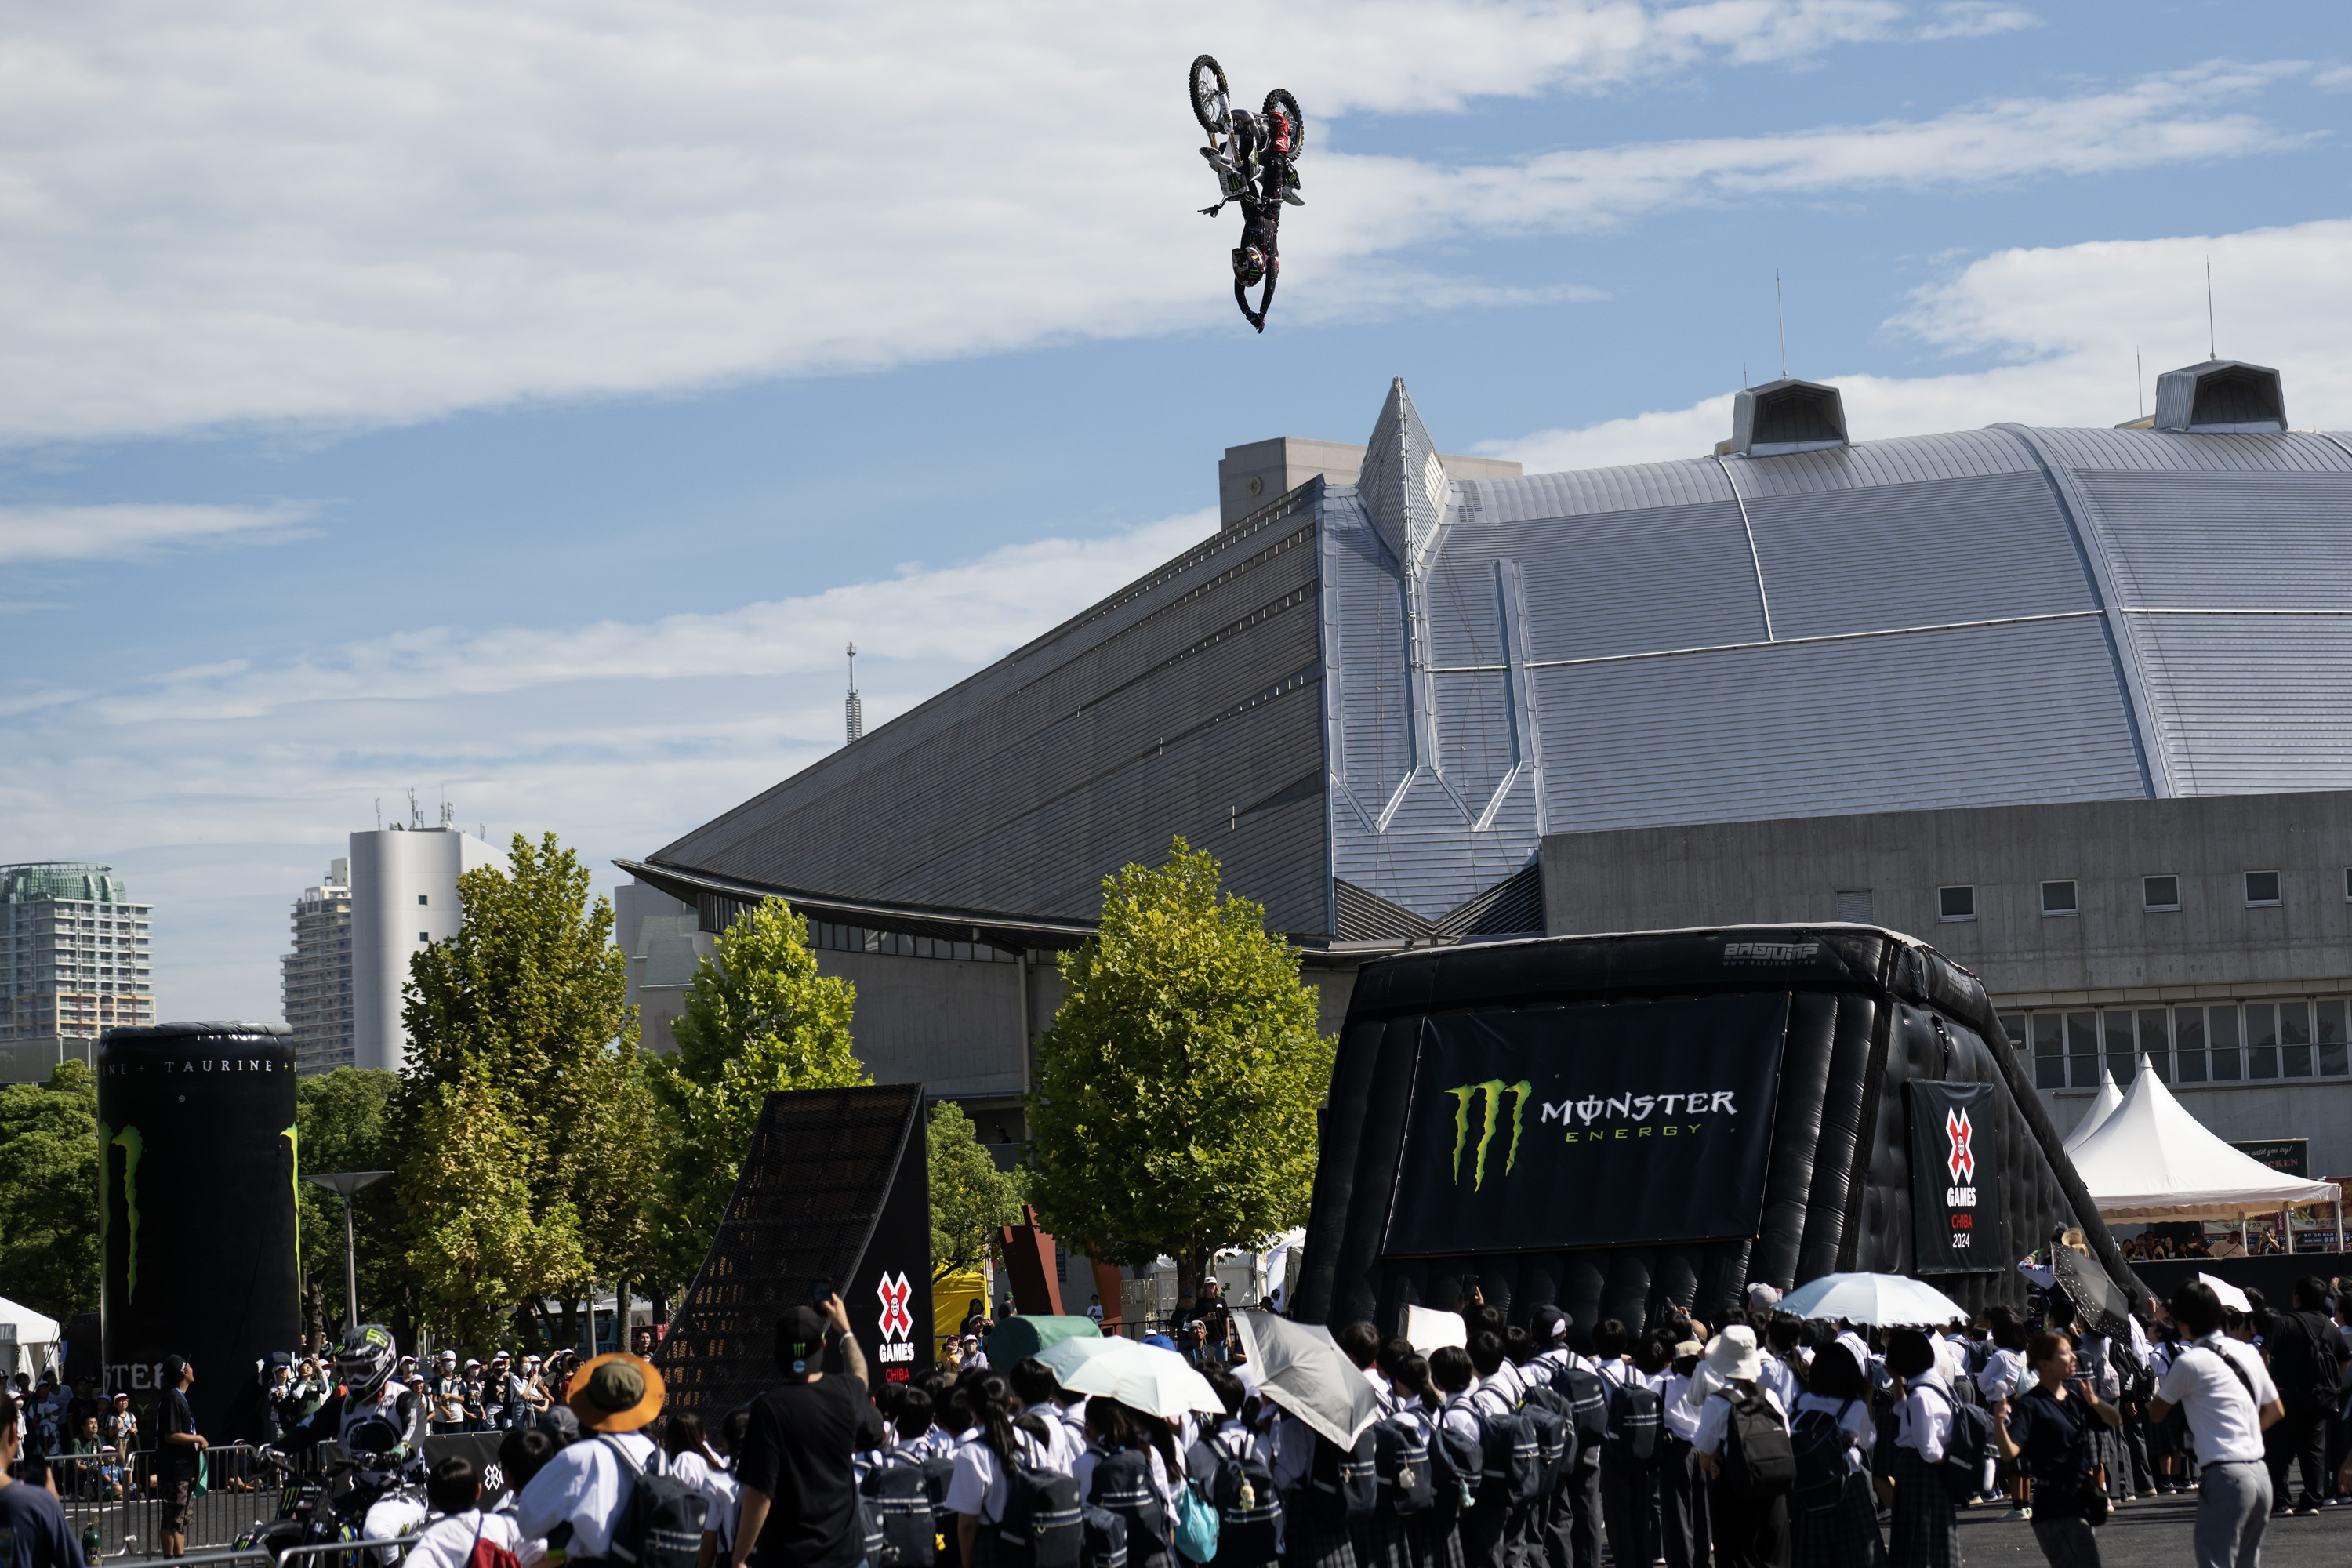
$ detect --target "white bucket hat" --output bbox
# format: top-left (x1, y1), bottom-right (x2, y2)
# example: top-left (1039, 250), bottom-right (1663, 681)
top-left (1703, 1324), bottom-right (1763, 1382)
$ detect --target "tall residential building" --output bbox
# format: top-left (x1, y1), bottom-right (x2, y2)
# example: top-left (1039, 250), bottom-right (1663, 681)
top-left (0, 863), bottom-right (156, 1083)
top-left (283, 858), bottom-right (354, 1074)
top-left (350, 823), bottom-right (503, 1073)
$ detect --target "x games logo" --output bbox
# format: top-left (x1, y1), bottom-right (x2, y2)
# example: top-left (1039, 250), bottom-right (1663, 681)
top-left (1945, 1108), bottom-right (1975, 1185)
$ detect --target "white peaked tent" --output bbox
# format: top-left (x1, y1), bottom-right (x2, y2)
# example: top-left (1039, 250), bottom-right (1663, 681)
top-left (2063, 1067), bottom-right (2125, 1154)
top-left (2069, 1054), bottom-right (2342, 1247)
top-left (0, 1294), bottom-right (62, 1378)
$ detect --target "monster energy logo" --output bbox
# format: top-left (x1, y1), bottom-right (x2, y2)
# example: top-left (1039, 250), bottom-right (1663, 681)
top-left (1446, 1080), bottom-right (1531, 1191)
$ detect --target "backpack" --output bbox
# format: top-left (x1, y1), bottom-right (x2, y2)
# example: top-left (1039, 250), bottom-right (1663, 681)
top-left (1718, 1388), bottom-right (1796, 1503)
top-left (997, 1461), bottom-right (1084, 1568)
top-left (1077, 1504), bottom-right (1127, 1568)
top-left (1786, 1399), bottom-right (1854, 1516)
top-left (1916, 1385), bottom-right (1993, 1504)
top-left (1085, 1449), bottom-right (1170, 1552)
top-left (454, 1514), bottom-right (523, 1568)
top-left (600, 1438), bottom-right (710, 1568)
top-left (1297, 1429), bottom-right (1378, 1529)
top-left (1548, 1363), bottom-right (1610, 1468)
top-left (863, 1453), bottom-right (942, 1568)
top-left (1454, 1393), bottom-right (1543, 1510)
top-left (1517, 1387), bottom-right (1575, 1489)
top-left (1203, 1431), bottom-right (1280, 1561)
top-left (1172, 1478), bottom-right (1219, 1566)
top-left (1427, 1417), bottom-right (1482, 1520)
top-left (1599, 1374), bottom-right (1660, 1468)
top-left (1370, 1414), bottom-right (1437, 1519)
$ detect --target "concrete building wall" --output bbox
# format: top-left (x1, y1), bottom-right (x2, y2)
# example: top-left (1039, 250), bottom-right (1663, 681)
top-left (350, 826), bottom-right (503, 1073)
top-left (1541, 789), bottom-right (2352, 1174)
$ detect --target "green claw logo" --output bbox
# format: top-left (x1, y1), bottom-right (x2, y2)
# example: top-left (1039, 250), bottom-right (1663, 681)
top-left (1445, 1080), bottom-right (1532, 1191)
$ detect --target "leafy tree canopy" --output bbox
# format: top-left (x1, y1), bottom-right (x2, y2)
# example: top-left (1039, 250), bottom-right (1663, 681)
top-left (393, 832), bottom-right (653, 1345)
top-left (647, 898), bottom-right (865, 1279)
top-left (295, 1067), bottom-right (398, 1335)
top-left (928, 1101), bottom-right (1025, 1281)
top-left (0, 1061), bottom-right (100, 1320)
top-left (1025, 838), bottom-right (1331, 1279)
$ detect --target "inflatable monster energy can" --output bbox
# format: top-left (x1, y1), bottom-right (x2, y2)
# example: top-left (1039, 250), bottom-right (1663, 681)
top-left (98, 1022), bottom-right (299, 1443)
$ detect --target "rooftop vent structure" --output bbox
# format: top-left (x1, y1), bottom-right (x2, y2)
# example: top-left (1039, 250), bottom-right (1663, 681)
top-left (1720, 378), bottom-right (1848, 458)
top-left (2151, 358), bottom-right (2286, 434)
top-left (1359, 378), bottom-right (1450, 576)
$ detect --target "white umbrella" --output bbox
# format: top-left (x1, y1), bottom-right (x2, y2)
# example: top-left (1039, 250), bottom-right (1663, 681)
top-left (1036, 1332), bottom-right (1221, 1419)
top-left (1778, 1273), bottom-right (1970, 1327)
top-left (2197, 1272), bottom-right (2253, 1313)
top-left (1232, 1311), bottom-right (1382, 1449)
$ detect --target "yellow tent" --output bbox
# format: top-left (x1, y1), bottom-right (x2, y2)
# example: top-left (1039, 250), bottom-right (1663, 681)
top-left (935, 1270), bottom-right (987, 1362)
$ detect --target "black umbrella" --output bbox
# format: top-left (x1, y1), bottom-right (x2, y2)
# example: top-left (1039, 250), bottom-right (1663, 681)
top-left (2051, 1243), bottom-right (2132, 1339)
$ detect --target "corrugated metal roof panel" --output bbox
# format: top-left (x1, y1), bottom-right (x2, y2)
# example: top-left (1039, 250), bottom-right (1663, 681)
top-left (2070, 471), bottom-right (2352, 608)
top-left (1436, 499), bottom-right (1766, 663)
top-left (2126, 614), bottom-right (2352, 797)
top-left (2025, 428), bottom-right (2352, 474)
top-left (1533, 616), bottom-right (2145, 833)
top-left (1475, 460), bottom-right (1730, 522)
top-left (1747, 471), bottom-right (2095, 640)
top-left (1730, 428), bottom-right (2039, 495)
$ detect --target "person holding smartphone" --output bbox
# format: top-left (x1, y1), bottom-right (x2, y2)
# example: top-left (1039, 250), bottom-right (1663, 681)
top-left (731, 1292), bottom-right (869, 1568)
top-left (1994, 1330), bottom-right (2123, 1568)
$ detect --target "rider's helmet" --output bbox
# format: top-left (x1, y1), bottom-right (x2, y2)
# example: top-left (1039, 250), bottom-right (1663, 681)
top-left (1232, 246), bottom-right (1266, 288)
top-left (336, 1324), bottom-right (399, 1401)
top-left (1269, 111), bottom-right (1292, 156)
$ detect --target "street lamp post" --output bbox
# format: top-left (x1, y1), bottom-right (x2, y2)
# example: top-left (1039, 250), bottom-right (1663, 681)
top-left (304, 1171), bottom-right (394, 1331)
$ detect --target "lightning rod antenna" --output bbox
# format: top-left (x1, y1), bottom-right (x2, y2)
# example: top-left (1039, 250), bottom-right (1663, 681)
top-left (2136, 348), bottom-right (2143, 419)
top-left (1776, 270), bottom-right (1788, 379)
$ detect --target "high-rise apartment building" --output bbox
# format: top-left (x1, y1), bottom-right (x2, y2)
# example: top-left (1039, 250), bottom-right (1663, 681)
top-left (351, 822), bottom-right (502, 1073)
top-left (0, 863), bottom-right (156, 1083)
top-left (284, 858), bottom-right (354, 1074)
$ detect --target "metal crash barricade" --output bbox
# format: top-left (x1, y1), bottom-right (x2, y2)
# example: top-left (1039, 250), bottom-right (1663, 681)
top-left (42, 1444), bottom-right (339, 1559)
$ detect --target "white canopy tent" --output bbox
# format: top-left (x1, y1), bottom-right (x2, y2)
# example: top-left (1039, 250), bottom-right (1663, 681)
top-left (2069, 1054), bottom-right (2343, 1250)
top-left (2062, 1068), bottom-right (2125, 1154)
top-left (0, 1294), bottom-right (62, 1381)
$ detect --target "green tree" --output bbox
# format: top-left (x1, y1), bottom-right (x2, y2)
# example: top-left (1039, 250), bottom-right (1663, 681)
top-left (928, 1102), bottom-right (1025, 1281)
top-left (646, 898), bottom-right (865, 1279)
top-left (397, 1071), bottom-right (589, 1353)
top-left (0, 1061), bottom-right (100, 1319)
top-left (1025, 838), bottom-right (1332, 1283)
top-left (394, 832), bottom-right (655, 1351)
top-left (294, 1067), bottom-right (399, 1344)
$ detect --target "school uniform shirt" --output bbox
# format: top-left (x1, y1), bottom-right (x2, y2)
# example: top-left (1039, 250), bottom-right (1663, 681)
top-left (696, 1458), bottom-right (742, 1555)
top-left (1692, 1384), bottom-right (1788, 1460)
top-left (513, 1429), bottom-right (662, 1561)
top-left (1976, 1348), bottom-right (2028, 1403)
top-left (1657, 1372), bottom-right (1703, 1443)
top-left (1790, 1392), bottom-right (1874, 1472)
top-left (1595, 1359), bottom-right (1657, 1396)
top-left (1363, 1366), bottom-right (1396, 1412)
top-left (1755, 1352), bottom-right (1799, 1414)
top-left (2074, 1336), bottom-right (2122, 1403)
top-left (1894, 1372), bottom-right (1955, 1464)
top-left (405, 1509), bottom-right (526, 1568)
top-left (1028, 1411), bottom-right (1087, 1476)
top-left (2154, 1334), bottom-right (2278, 1466)
top-left (946, 1428), bottom-right (1051, 1523)
top-left (1480, 1362), bottom-right (1526, 1406)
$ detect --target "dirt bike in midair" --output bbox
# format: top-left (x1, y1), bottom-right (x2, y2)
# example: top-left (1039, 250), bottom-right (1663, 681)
top-left (1191, 55), bottom-right (1304, 334)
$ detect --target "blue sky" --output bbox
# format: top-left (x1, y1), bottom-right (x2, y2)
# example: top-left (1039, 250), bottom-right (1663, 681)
top-left (5, 1), bottom-right (2349, 1019)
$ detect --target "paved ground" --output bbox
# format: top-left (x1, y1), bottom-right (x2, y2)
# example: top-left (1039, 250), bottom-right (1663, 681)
top-left (1953, 1490), bottom-right (2350, 1564)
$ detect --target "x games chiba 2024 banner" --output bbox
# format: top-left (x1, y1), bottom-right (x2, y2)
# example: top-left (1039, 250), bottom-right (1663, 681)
top-left (1381, 995), bottom-right (1790, 1257)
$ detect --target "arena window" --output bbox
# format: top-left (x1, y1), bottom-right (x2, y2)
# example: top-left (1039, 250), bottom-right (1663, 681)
top-left (2041, 880), bottom-right (2078, 916)
top-left (1937, 885), bottom-right (1975, 921)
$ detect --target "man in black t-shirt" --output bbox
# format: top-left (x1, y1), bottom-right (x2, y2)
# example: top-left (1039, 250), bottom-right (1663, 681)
top-left (731, 1296), bottom-right (869, 1568)
top-left (1197, 1281), bottom-right (1232, 1366)
top-left (154, 1356), bottom-right (207, 1559)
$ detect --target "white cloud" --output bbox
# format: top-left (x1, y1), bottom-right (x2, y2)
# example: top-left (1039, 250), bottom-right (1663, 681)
top-left (0, 506), bottom-right (1218, 1017)
top-left (1480, 216), bottom-right (2352, 470)
top-left (1917, 3), bottom-right (2040, 41)
top-left (0, 3), bottom-right (2311, 444)
top-left (0, 502), bottom-right (311, 563)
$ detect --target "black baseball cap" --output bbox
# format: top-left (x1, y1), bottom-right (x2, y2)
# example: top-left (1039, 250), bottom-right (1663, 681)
top-left (775, 1305), bottom-right (829, 1377)
top-left (1530, 1306), bottom-right (1572, 1344)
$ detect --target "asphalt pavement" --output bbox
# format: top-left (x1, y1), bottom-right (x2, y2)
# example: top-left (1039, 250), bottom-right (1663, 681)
top-left (1953, 1490), bottom-right (2348, 1564)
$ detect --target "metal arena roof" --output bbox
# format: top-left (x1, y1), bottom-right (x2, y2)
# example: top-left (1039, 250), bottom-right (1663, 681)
top-left (640, 367), bottom-right (2352, 949)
